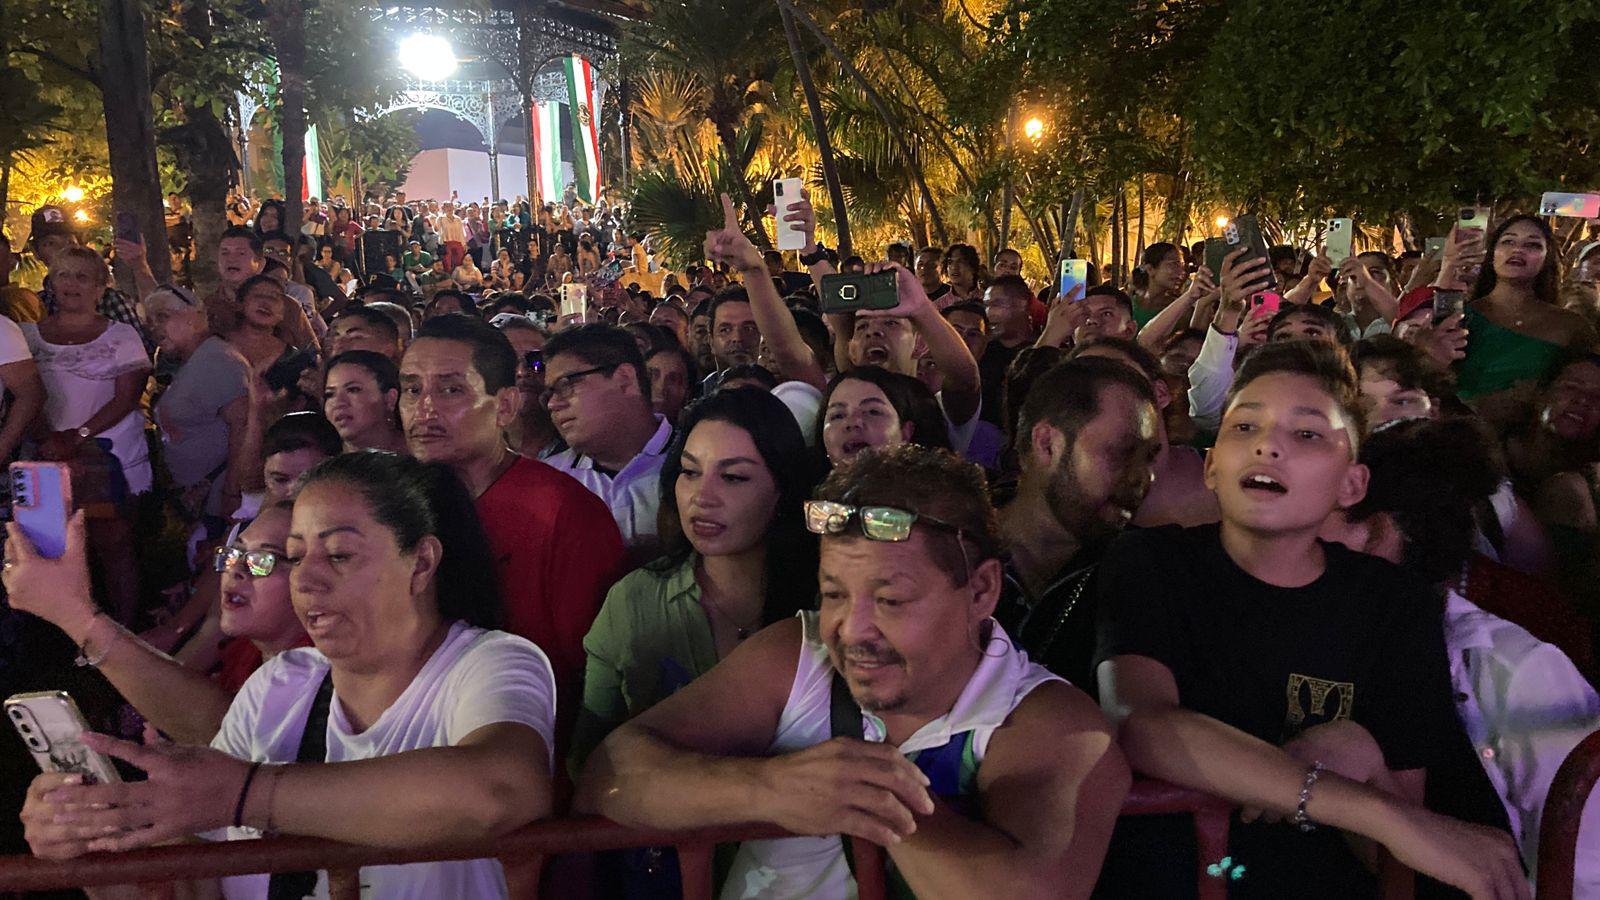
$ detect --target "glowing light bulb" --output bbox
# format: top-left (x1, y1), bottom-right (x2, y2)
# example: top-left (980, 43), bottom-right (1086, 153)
top-left (1023, 117), bottom-right (1045, 141)
top-left (62, 186), bottom-right (85, 203)
top-left (1215, 215), bottom-right (1230, 229)
top-left (399, 34), bottom-right (458, 82)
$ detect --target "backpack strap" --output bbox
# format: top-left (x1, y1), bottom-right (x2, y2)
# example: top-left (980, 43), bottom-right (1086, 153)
top-left (266, 671), bottom-right (334, 900)
top-left (829, 670), bottom-right (863, 879)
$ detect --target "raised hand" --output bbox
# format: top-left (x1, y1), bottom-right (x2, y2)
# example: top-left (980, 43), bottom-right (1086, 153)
top-left (757, 737), bottom-right (935, 845)
top-left (1, 513), bottom-right (96, 638)
top-left (1036, 283), bottom-right (1088, 348)
top-left (766, 187), bottom-right (818, 255)
top-left (857, 261), bottom-right (933, 320)
top-left (704, 194), bottom-right (764, 274)
top-left (1218, 248), bottom-right (1275, 312)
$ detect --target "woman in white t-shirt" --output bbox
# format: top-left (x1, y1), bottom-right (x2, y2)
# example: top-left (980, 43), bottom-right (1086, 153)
top-left (19, 452), bottom-right (558, 900)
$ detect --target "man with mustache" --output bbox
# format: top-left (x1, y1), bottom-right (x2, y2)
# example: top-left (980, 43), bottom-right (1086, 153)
top-left (399, 314), bottom-right (626, 734)
top-left (994, 356), bottom-right (1162, 697)
top-left (578, 445), bottom-right (1129, 899)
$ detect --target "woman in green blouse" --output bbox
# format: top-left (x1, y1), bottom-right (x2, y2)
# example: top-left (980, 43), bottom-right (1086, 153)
top-left (570, 387), bottom-right (820, 773)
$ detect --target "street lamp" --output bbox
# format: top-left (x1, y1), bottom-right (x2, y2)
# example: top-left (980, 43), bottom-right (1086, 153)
top-left (62, 185), bottom-right (85, 203)
top-left (1215, 215), bottom-right (1230, 229)
top-left (1023, 116), bottom-right (1045, 143)
top-left (399, 34), bottom-right (457, 82)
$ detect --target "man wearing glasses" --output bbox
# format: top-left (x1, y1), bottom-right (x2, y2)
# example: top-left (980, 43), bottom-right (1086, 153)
top-left (400, 315), bottom-right (627, 733)
top-left (577, 444), bottom-right (1128, 899)
top-left (541, 324), bottom-right (675, 560)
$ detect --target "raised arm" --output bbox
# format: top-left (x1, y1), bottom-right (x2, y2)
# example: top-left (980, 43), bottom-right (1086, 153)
top-left (859, 262), bottom-right (981, 425)
top-left (2, 516), bottom-right (233, 745)
top-left (1137, 267), bottom-right (1215, 350)
top-left (889, 682), bottom-right (1129, 900)
top-left (706, 194), bottom-right (825, 389)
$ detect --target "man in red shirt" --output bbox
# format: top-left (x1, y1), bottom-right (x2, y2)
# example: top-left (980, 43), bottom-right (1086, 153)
top-left (399, 315), bottom-right (626, 733)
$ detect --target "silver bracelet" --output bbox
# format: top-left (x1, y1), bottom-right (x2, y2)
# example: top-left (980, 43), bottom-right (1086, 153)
top-left (72, 613), bottom-right (114, 668)
top-left (1291, 761), bottom-right (1325, 832)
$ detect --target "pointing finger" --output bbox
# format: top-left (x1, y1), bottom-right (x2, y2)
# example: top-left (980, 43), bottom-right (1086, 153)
top-left (719, 193), bottom-right (738, 231)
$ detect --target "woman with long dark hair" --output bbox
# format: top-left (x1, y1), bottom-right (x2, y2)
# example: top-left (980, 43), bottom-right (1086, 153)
top-left (19, 452), bottom-right (556, 899)
top-left (816, 365), bottom-right (951, 470)
top-left (571, 387), bottom-right (820, 772)
top-left (1459, 214), bottom-right (1598, 400)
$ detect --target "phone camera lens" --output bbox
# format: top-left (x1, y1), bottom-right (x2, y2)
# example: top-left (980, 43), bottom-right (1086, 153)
top-left (17, 722), bottom-right (29, 733)
top-left (7, 708), bottom-right (20, 718)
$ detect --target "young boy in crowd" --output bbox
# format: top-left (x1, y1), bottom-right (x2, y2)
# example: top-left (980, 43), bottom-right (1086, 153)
top-left (1094, 340), bottom-right (1526, 898)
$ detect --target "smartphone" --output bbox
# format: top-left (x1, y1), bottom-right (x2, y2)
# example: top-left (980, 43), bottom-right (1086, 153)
top-left (559, 283), bottom-right (588, 322)
top-left (773, 178), bottom-right (807, 252)
top-left (114, 211), bottom-right (140, 245)
top-left (6, 691), bottom-right (120, 785)
top-left (1058, 258), bottom-right (1088, 301)
top-left (1325, 218), bottom-right (1354, 268)
top-left (1432, 290), bottom-right (1466, 326)
top-left (10, 462), bottom-right (72, 559)
top-left (1221, 215), bottom-right (1275, 291)
top-left (1458, 206), bottom-right (1490, 235)
top-left (1249, 291), bottom-right (1282, 319)
top-left (819, 271), bottom-right (900, 314)
top-left (1203, 237), bottom-right (1228, 278)
top-left (1539, 191), bottom-right (1600, 219)
top-left (1424, 237), bottom-right (1447, 261)
top-left (263, 347), bottom-right (318, 395)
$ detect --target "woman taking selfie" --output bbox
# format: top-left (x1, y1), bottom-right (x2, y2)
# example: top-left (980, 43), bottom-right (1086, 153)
top-left (19, 452), bottom-right (557, 899)
top-left (571, 388), bottom-right (819, 771)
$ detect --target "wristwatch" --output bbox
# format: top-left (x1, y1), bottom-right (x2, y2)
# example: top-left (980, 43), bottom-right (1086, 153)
top-left (799, 247), bottom-right (829, 267)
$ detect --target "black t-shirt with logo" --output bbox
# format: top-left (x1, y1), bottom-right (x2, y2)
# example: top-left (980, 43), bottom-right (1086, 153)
top-left (1093, 523), bottom-right (1456, 898)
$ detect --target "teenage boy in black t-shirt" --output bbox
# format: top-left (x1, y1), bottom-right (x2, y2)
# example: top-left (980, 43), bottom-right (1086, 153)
top-left (1094, 340), bottom-right (1526, 899)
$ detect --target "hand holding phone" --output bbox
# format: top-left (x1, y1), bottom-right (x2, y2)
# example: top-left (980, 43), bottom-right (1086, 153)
top-left (7, 692), bottom-right (120, 785)
top-left (1325, 218), bottom-right (1354, 268)
top-left (1058, 259), bottom-right (1088, 302)
top-left (1218, 247), bottom-right (1275, 312)
top-left (772, 178), bottom-right (807, 251)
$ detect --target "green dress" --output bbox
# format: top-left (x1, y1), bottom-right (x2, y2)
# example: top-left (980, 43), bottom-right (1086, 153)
top-left (568, 555), bottom-right (718, 776)
top-left (1456, 308), bottom-right (1566, 400)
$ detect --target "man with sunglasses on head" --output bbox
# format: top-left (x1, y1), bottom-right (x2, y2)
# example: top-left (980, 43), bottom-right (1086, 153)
top-left (541, 324), bottom-right (675, 559)
top-left (578, 444), bottom-right (1129, 899)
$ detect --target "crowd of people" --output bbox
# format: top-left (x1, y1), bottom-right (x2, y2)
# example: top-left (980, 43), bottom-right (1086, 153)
top-left (0, 176), bottom-right (1597, 900)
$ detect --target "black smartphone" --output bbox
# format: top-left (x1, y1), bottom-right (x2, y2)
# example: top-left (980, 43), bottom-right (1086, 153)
top-left (1432, 290), bottom-right (1466, 326)
top-left (1222, 215), bottom-right (1275, 290)
top-left (114, 212), bottom-right (140, 245)
top-left (819, 271), bottom-right (900, 314)
top-left (1203, 238), bottom-right (1228, 278)
top-left (263, 348), bottom-right (318, 395)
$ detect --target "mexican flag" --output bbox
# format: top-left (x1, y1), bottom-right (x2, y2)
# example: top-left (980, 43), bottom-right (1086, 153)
top-left (563, 54), bottom-right (604, 204)
top-left (529, 101), bottom-right (563, 206)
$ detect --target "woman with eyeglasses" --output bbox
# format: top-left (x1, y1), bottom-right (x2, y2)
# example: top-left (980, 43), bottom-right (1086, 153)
top-left (1, 502), bottom-right (304, 745)
top-left (19, 452), bottom-right (556, 899)
top-left (323, 349), bottom-right (406, 453)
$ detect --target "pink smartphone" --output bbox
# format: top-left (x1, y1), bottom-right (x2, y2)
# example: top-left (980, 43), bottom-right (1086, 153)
top-left (1249, 291), bottom-right (1282, 319)
top-left (10, 462), bottom-right (72, 559)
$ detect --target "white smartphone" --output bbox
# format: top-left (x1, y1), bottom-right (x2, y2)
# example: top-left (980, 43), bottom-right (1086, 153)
top-left (773, 178), bottom-right (807, 251)
top-left (1458, 206), bottom-right (1490, 236)
top-left (559, 283), bottom-right (588, 322)
top-left (1325, 218), bottom-right (1354, 268)
top-left (6, 691), bottom-right (120, 784)
top-left (1539, 191), bottom-right (1600, 219)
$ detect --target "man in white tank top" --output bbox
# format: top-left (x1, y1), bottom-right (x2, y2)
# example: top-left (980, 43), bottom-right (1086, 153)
top-left (577, 445), bottom-right (1130, 899)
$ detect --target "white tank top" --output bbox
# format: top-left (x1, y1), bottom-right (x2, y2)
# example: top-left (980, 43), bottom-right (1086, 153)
top-left (720, 612), bottom-right (1062, 900)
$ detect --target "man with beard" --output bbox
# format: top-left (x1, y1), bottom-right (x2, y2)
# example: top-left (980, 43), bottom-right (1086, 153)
top-left (578, 445), bottom-right (1129, 899)
top-left (994, 357), bottom-right (1161, 696)
top-left (700, 289), bottom-right (761, 392)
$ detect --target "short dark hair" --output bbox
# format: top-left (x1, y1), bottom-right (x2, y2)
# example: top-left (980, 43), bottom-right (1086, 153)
top-left (236, 273), bottom-right (282, 301)
top-left (262, 411), bottom-right (342, 459)
top-left (942, 243), bottom-right (980, 272)
top-left (220, 225), bottom-right (263, 255)
top-left (427, 290), bottom-right (478, 317)
top-left (718, 363), bottom-right (779, 391)
top-left (814, 444), bottom-right (1001, 586)
top-left (1345, 417), bottom-right (1502, 585)
top-left (413, 314), bottom-right (518, 394)
top-left (1084, 284), bottom-right (1133, 315)
top-left (1267, 302), bottom-right (1352, 346)
top-left (1352, 335), bottom-right (1456, 401)
top-left (326, 349), bottom-right (400, 395)
top-left (542, 323), bottom-right (650, 404)
top-left (942, 300), bottom-right (989, 329)
top-left (707, 288), bottom-right (752, 327)
top-left (336, 306), bottom-right (401, 345)
top-left (1227, 339), bottom-right (1366, 451)
top-left (984, 275), bottom-right (1032, 305)
top-left (299, 451), bottom-right (503, 629)
top-left (1068, 335), bottom-right (1162, 385)
top-left (1017, 357), bottom-right (1156, 455)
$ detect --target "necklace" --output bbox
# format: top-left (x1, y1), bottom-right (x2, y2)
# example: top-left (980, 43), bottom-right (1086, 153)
top-left (1035, 572), bottom-right (1091, 656)
top-left (701, 592), bottom-right (760, 641)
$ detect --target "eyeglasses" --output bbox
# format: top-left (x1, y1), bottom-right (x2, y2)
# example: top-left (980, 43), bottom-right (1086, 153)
top-left (540, 363), bottom-right (618, 406)
top-left (804, 500), bottom-right (984, 580)
top-left (213, 546), bottom-right (282, 578)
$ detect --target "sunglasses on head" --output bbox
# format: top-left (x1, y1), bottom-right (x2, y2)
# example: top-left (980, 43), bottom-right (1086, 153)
top-left (804, 499), bottom-right (985, 578)
top-left (213, 546), bottom-right (281, 578)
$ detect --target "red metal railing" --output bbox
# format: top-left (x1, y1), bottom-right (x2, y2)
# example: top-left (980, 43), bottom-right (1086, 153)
top-left (1537, 727), bottom-right (1600, 900)
top-left (0, 780), bottom-right (1233, 898)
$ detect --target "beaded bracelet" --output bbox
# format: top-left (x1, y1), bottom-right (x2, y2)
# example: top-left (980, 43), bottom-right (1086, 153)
top-left (1291, 761), bottom-right (1326, 833)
